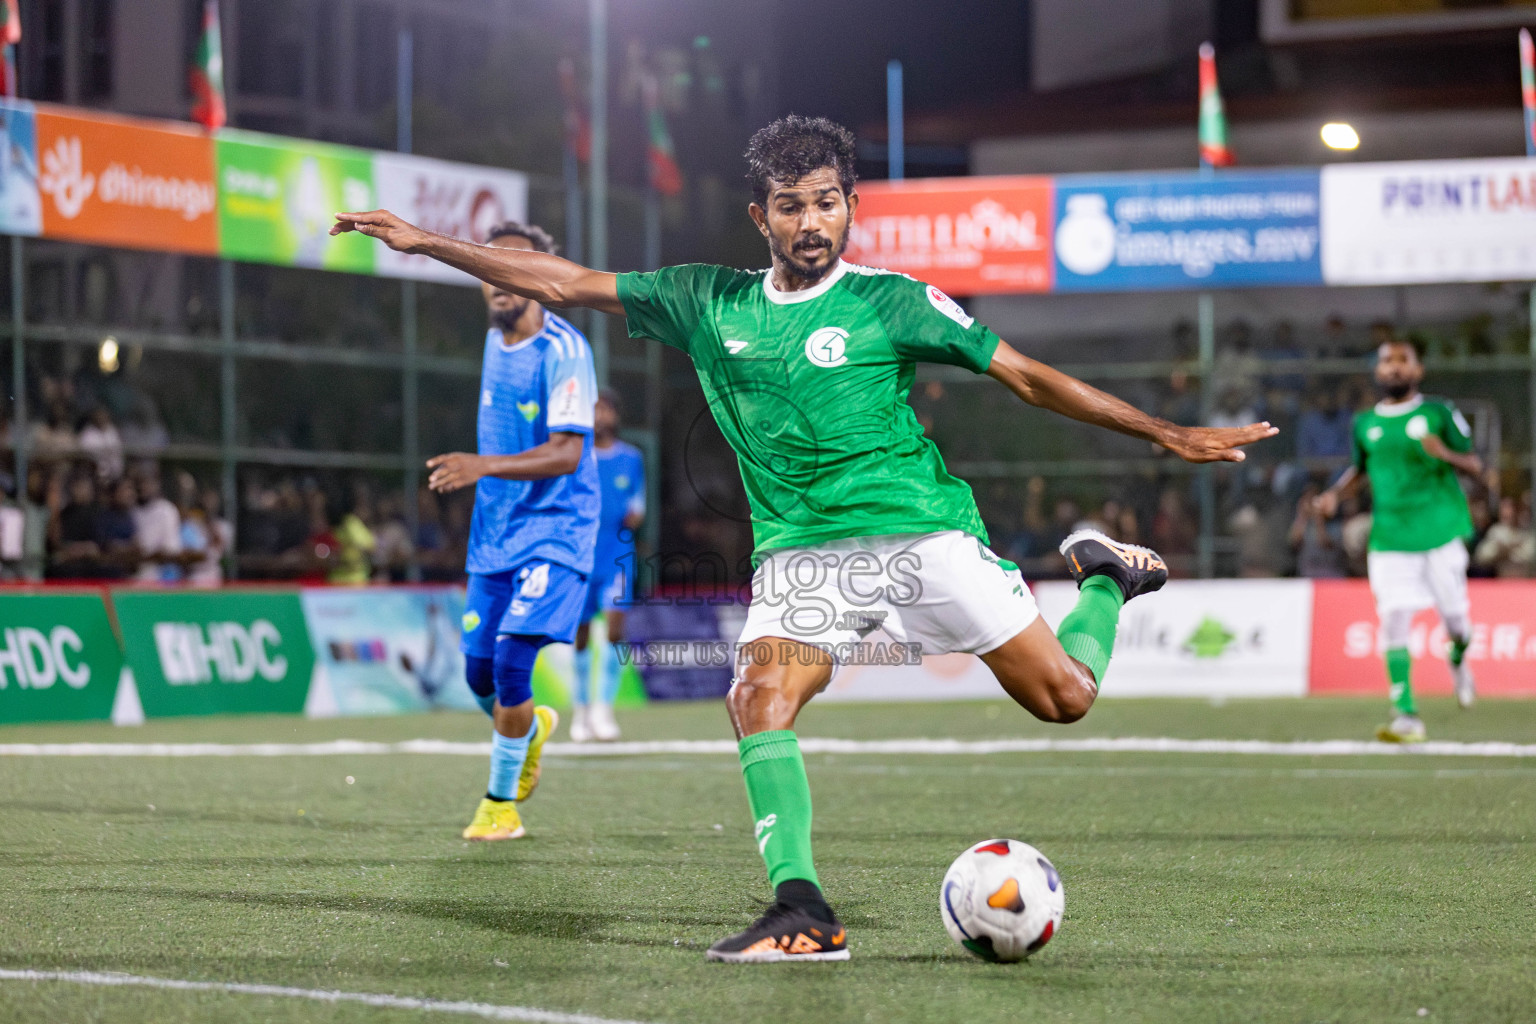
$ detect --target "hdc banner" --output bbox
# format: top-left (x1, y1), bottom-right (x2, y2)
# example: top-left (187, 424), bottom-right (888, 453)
top-left (0, 591), bottom-right (122, 724)
top-left (372, 152), bottom-right (528, 285)
top-left (1309, 579), bottom-right (1536, 697)
top-left (113, 590), bottom-right (315, 718)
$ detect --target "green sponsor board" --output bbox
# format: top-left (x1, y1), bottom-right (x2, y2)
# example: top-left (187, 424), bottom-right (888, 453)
top-left (0, 592), bottom-right (122, 724)
top-left (114, 590), bottom-right (315, 718)
top-left (215, 130), bottom-right (376, 274)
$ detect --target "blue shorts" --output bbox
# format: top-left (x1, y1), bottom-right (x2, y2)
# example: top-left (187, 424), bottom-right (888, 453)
top-left (582, 548), bottom-right (635, 621)
top-left (461, 559), bottom-right (589, 658)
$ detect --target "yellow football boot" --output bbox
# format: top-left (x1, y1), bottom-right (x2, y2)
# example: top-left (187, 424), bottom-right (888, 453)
top-left (516, 705), bottom-right (559, 801)
top-left (462, 797), bottom-right (525, 841)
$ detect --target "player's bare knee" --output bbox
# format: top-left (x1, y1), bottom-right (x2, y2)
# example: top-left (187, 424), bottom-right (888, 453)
top-left (726, 673), bottom-right (790, 727)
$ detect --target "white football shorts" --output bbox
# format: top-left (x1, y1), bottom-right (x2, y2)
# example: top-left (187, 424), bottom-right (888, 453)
top-left (1366, 538), bottom-right (1470, 619)
top-left (737, 530), bottom-right (1039, 665)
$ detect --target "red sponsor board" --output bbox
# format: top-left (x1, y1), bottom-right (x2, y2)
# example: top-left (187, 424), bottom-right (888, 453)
top-left (1310, 579), bottom-right (1536, 697)
top-left (845, 176), bottom-right (1054, 295)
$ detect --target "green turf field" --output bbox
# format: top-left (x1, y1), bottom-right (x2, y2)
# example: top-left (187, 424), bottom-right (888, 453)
top-left (3, 698), bottom-right (1535, 1024)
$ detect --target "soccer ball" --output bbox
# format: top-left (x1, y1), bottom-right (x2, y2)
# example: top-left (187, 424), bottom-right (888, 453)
top-left (940, 838), bottom-right (1064, 962)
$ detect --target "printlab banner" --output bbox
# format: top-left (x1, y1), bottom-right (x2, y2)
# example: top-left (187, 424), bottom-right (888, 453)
top-left (1320, 159), bottom-right (1536, 285)
top-left (113, 590), bottom-right (315, 718)
top-left (1309, 579), bottom-right (1536, 697)
top-left (844, 177), bottom-right (1055, 295)
top-left (0, 591), bottom-right (122, 724)
top-left (1052, 170), bottom-right (1323, 291)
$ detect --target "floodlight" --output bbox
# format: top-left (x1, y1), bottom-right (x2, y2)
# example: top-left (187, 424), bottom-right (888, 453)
top-left (1320, 122), bottom-right (1360, 150)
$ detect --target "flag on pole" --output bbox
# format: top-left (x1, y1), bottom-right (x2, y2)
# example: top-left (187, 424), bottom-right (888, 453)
top-left (189, 0), bottom-right (226, 130)
top-left (2, 0), bottom-right (21, 99)
top-left (1198, 42), bottom-right (1233, 168)
top-left (643, 76), bottom-right (682, 197)
top-left (559, 57), bottom-right (592, 164)
top-left (1521, 28), bottom-right (1535, 158)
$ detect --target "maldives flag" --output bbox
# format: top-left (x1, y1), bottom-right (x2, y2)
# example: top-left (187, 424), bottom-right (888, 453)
top-left (643, 76), bottom-right (682, 197)
top-left (1197, 42), bottom-right (1233, 168)
top-left (559, 57), bottom-right (591, 164)
top-left (2, 0), bottom-right (21, 99)
top-left (189, 0), bottom-right (226, 130)
top-left (1520, 28), bottom-right (1535, 158)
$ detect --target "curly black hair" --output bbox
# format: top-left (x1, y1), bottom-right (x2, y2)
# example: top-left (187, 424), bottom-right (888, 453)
top-left (485, 220), bottom-right (558, 255)
top-left (743, 115), bottom-right (858, 208)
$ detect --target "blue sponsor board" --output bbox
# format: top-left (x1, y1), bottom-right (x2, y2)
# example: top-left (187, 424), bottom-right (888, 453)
top-left (1052, 170), bottom-right (1322, 291)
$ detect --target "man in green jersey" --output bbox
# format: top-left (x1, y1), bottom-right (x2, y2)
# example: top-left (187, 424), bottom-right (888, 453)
top-left (333, 115), bottom-right (1276, 962)
top-left (1317, 335), bottom-right (1483, 742)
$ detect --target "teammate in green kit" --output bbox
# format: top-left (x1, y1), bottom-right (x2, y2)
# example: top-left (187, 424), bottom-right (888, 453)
top-left (333, 115), bottom-right (1277, 962)
top-left (1317, 334), bottom-right (1482, 743)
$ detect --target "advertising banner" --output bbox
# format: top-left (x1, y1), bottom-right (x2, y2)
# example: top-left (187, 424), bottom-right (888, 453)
top-left (0, 591), bottom-right (121, 724)
top-left (844, 176), bottom-right (1054, 295)
top-left (372, 153), bottom-right (528, 285)
top-left (300, 586), bottom-right (479, 715)
top-left (113, 590), bottom-right (314, 718)
top-left (1320, 159), bottom-right (1536, 285)
top-left (34, 107), bottom-right (217, 255)
top-left (215, 130), bottom-right (375, 273)
top-left (0, 100), bottom-right (42, 237)
top-left (1309, 579), bottom-right (1536, 697)
top-left (1052, 169), bottom-right (1323, 291)
top-left (1036, 579), bottom-right (1314, 697)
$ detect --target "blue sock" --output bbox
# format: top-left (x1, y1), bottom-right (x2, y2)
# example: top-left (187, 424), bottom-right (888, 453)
top-left (599, 641), bottom-right (623, 705)
top-left (487, 728), bottom-right (533, 801)
top-left (573, 647), bottom-right (592, 706)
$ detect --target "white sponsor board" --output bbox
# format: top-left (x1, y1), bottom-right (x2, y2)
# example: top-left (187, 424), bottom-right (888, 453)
top-left (1035, 579), bottom-right (1313, 698)
top-left (1321, 159), bottom-right (1536, 285)
top-left (372, 152), bottom-right (527, 286)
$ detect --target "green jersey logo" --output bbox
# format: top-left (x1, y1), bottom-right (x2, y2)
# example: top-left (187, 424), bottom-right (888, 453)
top-left (1183, 615), bottom-right (1236, 659)
top-left (517, 400), bottom-right (540, 422)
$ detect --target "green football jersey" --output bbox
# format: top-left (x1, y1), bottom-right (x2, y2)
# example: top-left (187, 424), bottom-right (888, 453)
top-left (616, 260), bottom-right (1002, 561)
top-left (1351, 394), bottom-right (1474, 552)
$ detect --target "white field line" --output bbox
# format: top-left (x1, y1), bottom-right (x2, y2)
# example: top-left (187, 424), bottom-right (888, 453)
top-left (0, 968), bottom-right (655, 1024)
top-left (1, 737), bottom-right (1535, 758)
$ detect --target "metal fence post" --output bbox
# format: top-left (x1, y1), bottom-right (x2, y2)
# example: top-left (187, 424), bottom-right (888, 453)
top-left (219, 259), bottom-right (238, 579)
top-left (402, 279), bottom-right (421, 582)
top-left (10, 236), bottom-right (24, 502)
top-left (1197, 292), bottom-right (1216, 579)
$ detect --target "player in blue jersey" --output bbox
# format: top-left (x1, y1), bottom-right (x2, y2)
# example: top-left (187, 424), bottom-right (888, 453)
top-left (425, 221), bottom-right (599, 841)
top-left (570, 388), bottom-right (646, 742)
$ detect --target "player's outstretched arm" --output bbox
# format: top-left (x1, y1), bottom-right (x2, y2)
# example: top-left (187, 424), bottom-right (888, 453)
top-left (331, 210), bottom-right (624, 315)
top-left (427, 433), bottom-right (586, 493)
top-left (985, 341), bottom-right (1278, 463)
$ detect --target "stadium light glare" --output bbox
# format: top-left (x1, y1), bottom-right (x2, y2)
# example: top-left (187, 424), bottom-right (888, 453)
top-left (98, 336), bottom-right (120, 373)
top-left (1320, 122), bottom-right (1360, 151)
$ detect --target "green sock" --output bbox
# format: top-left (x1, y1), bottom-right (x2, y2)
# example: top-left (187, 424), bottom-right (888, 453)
top-left (738, 730), bottom-right (819, 890)
top-left (1449, 636), bottom-right (1469, 667)
top-left (1056, 575), bottom-right (1125, 686)
top-left (1386, 647), bottom-right (1415, 715)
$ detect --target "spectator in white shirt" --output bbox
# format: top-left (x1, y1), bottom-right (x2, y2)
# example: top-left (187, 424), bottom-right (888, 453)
top-left (78, 406), bottom-right (125, 482)
top-left (184, 487), bottom-right (232, 587)
top-left (131, 468), bottom-right (183, 583)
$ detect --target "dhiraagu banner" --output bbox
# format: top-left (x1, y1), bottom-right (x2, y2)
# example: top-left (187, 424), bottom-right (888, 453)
top-left (0, 591), bottom-right (122, 724)
top-left (215, 130), bottom-right (375, 273)
top-left (113, 590), bottom-right (314, 718)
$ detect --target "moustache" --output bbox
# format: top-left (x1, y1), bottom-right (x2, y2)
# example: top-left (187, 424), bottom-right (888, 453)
top-left (793, 236), bottom-right (833, 253)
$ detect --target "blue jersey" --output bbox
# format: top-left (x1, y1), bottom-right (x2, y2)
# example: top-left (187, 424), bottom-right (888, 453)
top-left (467, 311), bottom-right (600, 576)
top-left (594, 439), bottom-right (645, 568)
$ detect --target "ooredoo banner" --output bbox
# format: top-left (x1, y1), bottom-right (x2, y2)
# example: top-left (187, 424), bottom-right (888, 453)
top-left (372, 152), bottom-right (528, 285)
top-left (0, 591), bottom-right (122, 724)
top-left (844, 177), bottom-right (1054, 295)
top-left (1320, 159), bottom-right (1536, 285)
top-left (113, 590), bottom-right (315, 718)
top-left (1309, 579), bottom-right (1536, 697)
top-left (34, 107), bottom-right (217, 255)
top-left (1052, 170), bottom-right (1323, 291)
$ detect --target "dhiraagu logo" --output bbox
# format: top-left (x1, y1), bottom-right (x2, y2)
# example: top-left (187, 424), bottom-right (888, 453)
top-left (1183, 615), bottom-right (1236, 659)
top-left (517, 400), bottom-right (540, 421)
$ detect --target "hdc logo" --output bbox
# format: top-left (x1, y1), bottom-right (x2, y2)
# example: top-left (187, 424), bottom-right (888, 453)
top-left (0, 627), bottom-right (91, 689)
top-left (153, 620), bottom-right (289, 685)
